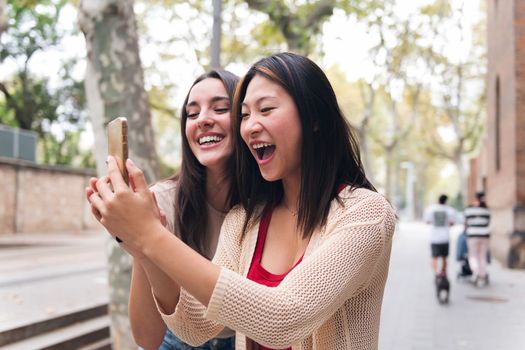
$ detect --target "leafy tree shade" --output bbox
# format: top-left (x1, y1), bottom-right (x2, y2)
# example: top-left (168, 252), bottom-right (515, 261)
top-left (245, 0), bottom-right (381, 55)
top-left (0, 0), bottom-right (6, 37)
top-left (419, 0), bottom-right (486, 205)
top-left (0, 0), bottom-right (65, 130)
top-left (0, 0), bottom-right (94, 167)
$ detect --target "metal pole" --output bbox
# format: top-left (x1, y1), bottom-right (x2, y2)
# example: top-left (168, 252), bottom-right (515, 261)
top-left (211, 0), bottom-right (222, 69)
top-left (401, 162), bottom-right (415, 221)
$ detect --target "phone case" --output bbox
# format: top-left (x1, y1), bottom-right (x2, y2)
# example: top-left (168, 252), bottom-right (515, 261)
top-left (107, 117), bottom-right (129, 185)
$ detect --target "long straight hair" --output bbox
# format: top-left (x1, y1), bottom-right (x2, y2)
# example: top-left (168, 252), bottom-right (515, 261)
top-left (231, 53), bottom-right (375, 238)
top-left (172, 70), bottom-right (239, 256)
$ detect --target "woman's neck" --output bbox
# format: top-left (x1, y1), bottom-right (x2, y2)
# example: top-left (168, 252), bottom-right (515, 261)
top-left (281, 173), bottom-right (301, 216)
top-left (205, 167), bottom-right (230, 213)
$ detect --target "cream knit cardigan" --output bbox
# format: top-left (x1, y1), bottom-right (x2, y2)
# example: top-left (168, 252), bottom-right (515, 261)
top-left (157, 187), bottom-right (396, 350)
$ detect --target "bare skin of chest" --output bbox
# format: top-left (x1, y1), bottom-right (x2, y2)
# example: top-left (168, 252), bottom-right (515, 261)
top-left (260, 206), bottom-right (310, 275)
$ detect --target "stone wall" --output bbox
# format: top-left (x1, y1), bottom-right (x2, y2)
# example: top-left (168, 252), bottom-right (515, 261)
top-left (0, 157), bottom-right (101, 234)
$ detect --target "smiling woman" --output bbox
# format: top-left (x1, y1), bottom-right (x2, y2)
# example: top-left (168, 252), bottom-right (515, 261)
top-left (87, 53), bottom-right (396, 350)
top-left (88, 69), bottom-right (239, 350)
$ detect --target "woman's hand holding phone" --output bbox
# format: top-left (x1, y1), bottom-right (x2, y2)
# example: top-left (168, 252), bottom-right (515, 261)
top-left (86, 157), bottom-right (167, 254)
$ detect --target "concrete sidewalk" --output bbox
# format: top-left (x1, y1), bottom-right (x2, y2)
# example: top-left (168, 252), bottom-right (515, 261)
top-left (0, 231), bottom-right (109, 334)
top-left (1, 224), bottom-right (524, 349)
top-left (380, 222), bottom-right (525, 350)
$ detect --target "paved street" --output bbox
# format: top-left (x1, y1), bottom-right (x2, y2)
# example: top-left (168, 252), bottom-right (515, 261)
top-left (380, 222), bottom-right (525, 350)
top-left (1, 224), bottom-right (524, 349)
top-left (0, 232), bottom-right (108, 334)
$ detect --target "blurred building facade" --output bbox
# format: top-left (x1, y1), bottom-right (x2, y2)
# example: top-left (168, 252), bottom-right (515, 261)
top-left (470, 0), bottom-right (525, 268)
top-left (0, 157), bottom-right (99, 234)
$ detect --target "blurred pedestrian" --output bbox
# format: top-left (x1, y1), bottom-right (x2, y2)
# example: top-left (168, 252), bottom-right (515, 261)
top-left (464, 191), bottom-right (491, 287)
top-left (424, 194), bottom-right (456, 277)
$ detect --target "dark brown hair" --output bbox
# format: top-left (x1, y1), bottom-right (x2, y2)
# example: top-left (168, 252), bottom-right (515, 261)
top-left (231, 53), bottom-right (375, 238)
top-left (173, 69), bottom-right (239, 256)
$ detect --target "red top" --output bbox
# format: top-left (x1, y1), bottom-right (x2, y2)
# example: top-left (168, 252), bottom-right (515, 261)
top-left (246, 185), bottom-right (347, 350)
top-left (247, 203), bottom-right (299, 350)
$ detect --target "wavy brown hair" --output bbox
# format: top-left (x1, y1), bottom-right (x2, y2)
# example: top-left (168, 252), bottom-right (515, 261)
top-left (230, 53), bottom-right (375, 239)
top-left (172, 70), bottom-right (239, 256)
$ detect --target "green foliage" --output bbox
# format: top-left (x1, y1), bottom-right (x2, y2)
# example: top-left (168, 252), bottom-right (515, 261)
top-left (244, 0), bottom-right (383, 55)
top-left (0, 76), bottom-right (60, 130)
top-left (1, 0), bottom-right (66, 62)
top-left (0, 0), bottom-right (89, 168)
top-left (40, 130), bottom-right (96, 168)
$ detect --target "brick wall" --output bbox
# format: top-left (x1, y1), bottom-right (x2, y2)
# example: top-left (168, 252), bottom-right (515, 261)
top-left (485, 0), bottom-right (525, 268)
top-left (0, 157), bottom-right (101, 234)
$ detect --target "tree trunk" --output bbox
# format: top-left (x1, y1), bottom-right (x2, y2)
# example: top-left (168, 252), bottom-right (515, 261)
top-left (385, 146), bottom-right (394, 202)
top-left (0, 0), bottom-right (7, 38)
top-left (78, 1), bottom-right (159, 348)
top-left (455, 153), bottom-right (467, 208)
top-left (357, 126), bottom-right (374, 183)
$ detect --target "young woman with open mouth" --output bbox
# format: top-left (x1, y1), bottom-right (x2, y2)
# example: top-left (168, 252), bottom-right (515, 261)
top-left (87, 53), bottom-right (396, 350)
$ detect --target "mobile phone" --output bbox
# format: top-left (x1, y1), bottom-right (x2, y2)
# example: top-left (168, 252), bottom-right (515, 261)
top-left (107, 117), bottom-right (129, 185)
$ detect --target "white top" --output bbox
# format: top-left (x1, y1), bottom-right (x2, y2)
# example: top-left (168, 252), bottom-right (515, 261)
top-left (424, 204), bottom-right (456, 244)
top-left (151, 180), bottom-right (227, 259)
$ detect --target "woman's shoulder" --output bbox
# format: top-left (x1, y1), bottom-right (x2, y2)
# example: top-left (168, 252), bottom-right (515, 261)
top-left (150, 179), bottom-right (177, 222)
top-left (329, 186), bottom-right (396, 230)
top-left (150, 179), bottom-right (177, 195)
top-left (220, 204), bottom-right (264, 241)
top-left (222, 205), bottom-right (247, 231)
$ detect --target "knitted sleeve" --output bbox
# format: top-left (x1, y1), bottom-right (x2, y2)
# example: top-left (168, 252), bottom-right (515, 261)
top-left (205, 192), bottom-right (395, 349)
top-left (157, 207), bottom-right (246, 346)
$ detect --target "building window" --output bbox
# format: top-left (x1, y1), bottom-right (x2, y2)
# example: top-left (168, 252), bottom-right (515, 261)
top-left (495, 76), bottom-right (501, 171)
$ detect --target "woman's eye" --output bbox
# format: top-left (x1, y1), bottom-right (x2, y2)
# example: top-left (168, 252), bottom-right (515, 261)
top-left (215, 108), bottom-right (229, 114)
top-left (241, 112), bottom-right (249, 119)
top-left (261, 107), bottom-right (274, 113)
top-left (187, 112), bottom-right (199, 119)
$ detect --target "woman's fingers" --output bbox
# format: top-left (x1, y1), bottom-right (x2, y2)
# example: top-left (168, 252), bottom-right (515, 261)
top-left (96, 176), bottom-right (114, 200)
top-left (126, 159), bottom-right (148, 194)
top-left (160, 211), bottom-right (167, 227)
top-left (107, 156), bottom-right (129, 193)
top-left (88, 190), bottom-right (106, 216)
top-left (85, 187), bottom-right (102, 221)
top-left (89, 177), bottom-right (98, 192)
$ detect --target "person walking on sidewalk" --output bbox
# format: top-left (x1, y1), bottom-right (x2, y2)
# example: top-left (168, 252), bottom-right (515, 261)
top-left (464, 191), bottom-right (491, 287)
top-left (424, 194), bottom-right (456, 277)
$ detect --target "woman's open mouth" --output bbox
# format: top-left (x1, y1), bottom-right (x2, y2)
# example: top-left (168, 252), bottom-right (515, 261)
top-left (252, 143), bottom-right (276, 162)
top-left (198, 135), bottom-right (224, 147)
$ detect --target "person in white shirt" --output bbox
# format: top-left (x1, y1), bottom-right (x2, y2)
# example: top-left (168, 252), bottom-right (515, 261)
top-left (424, 194), bottom-right (456, 277)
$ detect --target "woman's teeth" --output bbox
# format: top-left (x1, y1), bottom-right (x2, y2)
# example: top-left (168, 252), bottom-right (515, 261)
top-left (199, 135), bottom-right (223, 145)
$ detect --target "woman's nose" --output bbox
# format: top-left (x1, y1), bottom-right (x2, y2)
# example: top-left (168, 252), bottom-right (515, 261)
top-left (243, 116), bottom-right (264, 138)
top-left (197, 110), bottom-right (214, 128)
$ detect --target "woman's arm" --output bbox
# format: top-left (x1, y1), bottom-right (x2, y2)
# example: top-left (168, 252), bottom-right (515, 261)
top-left (89, 158), bottom-right (395, 348)
top-left (128, 260), bottom-right (168, 350)
top-left (87, 177), bottom-right (181, 349)
top-left (200, 194), bottom-right (396, 348)
top-left (87, 157), bottom-right (229, 345)
top-left (89, 157), bottom-right (221, 305)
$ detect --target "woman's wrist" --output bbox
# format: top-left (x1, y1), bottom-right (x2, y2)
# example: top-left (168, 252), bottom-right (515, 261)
top-left (141, 221), bottom-right (173, 259)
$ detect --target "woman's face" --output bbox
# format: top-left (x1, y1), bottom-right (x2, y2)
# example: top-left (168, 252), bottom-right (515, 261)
top-left (240, 75), bottom-right (302, 182)
top-left (185, 78), bottom-right (232, 171)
